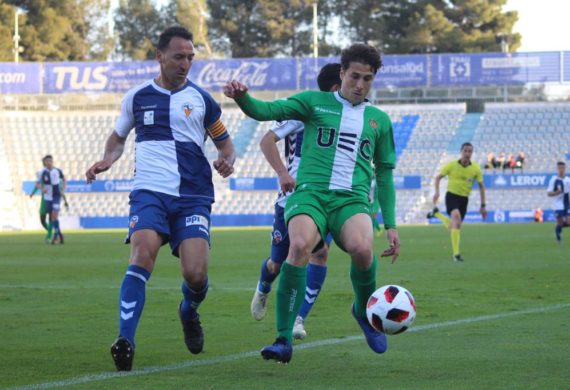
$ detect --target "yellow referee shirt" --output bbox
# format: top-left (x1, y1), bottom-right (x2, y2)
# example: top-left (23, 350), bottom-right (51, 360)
top-left (440, 160), bottom-right (483, 197)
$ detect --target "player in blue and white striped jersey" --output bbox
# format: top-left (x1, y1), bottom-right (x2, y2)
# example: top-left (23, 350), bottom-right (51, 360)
top-left (86, 26), bottom-right (235, 371)
top-left (250, 63), bottom-right (341, 340)
top-left (36, 155), bottom-right (67, 244)
top-left (547, 161), bottom-right (570, 243)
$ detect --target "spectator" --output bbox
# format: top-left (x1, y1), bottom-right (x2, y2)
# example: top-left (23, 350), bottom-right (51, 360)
top-left (484, 153), bottom-right (498, 171)
top-left (534, 208), bottom-right (543, 223)
top-left (497, 152), bottom-right (506, 171)
top-left (507, 153), bottom-right (517, 173)
top-left (515, 152), bottom-right (525, 172)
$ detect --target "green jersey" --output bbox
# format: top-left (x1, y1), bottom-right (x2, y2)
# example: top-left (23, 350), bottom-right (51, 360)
top-left (237, 91), bottom-right (396, 199)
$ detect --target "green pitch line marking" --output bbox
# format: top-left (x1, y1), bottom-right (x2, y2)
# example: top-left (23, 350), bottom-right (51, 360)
top-left (7, 302), bottom-right (570, 390)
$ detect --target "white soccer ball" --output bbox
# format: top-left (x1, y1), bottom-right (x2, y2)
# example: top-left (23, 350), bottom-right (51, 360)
top-left (366, 285), bottom-right (416, 335)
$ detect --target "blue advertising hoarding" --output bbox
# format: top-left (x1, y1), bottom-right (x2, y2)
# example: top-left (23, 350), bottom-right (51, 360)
top-left (431, 52), bottom-right (561, 86)
top-left (564, 52), bottom-right (570, 82)
top-left (43, 58), bottom-right (297, 93)
top-left (230, 176), bottom-right (422, 191)
top-left (299, 55), bottom-right (428, 90)
top-left (0, 63), bottom-right (41, 93)
top-left (483, 173), bottom-right (562, 189)
top-left (23, 179), bottom-right (133, 194)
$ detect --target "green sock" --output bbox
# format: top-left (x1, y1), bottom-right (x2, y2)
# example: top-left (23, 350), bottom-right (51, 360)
top-left (46, 222), bottom-right (53, 239)
top-left (276, 262), bottom-right (306, 342)
top-left (350, 256), bottom-right (377, 318)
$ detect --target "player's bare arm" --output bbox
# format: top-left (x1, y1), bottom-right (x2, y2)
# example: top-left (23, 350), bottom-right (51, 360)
top-left (213, 137), bottom-right (236, 178)
top-left (433, 173), bottom-right (444, 204)
top-left (259, 130), bottom-right (295, 193)
top-left (86, 131), bottom-right (126, 183)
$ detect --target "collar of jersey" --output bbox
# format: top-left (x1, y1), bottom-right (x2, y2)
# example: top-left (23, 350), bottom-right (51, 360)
top-left (335, 91), bottom-right (369, 107)
top-left (457, 159), bottom-right (472, 167)
top-left (151, 79), bottom-right (191, 95)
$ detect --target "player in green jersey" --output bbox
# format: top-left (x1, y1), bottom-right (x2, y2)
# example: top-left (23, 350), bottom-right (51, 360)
top-left (225, 43), bottom-right (400, 363)
top-left (427, 142), bottom-right (487, 261)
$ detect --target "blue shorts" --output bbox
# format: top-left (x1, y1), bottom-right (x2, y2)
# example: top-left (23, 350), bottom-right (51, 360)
top-left (555, 209), bottom-right (568, 218)
top-left (45, 195), bottom-right (61, 213)
top-left (270, 204), bottom-right (333, 264)
top-left (126, 190), bottom-right (212, 257)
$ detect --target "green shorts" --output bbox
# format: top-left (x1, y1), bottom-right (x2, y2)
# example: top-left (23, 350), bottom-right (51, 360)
top-left (284, 188), bottom-right (371, 251)
top-left (39, 197), bottom-right (47, 215)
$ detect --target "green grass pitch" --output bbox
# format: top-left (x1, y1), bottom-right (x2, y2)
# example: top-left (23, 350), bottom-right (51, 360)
top-left (1, 224), bottom-right (569, 389)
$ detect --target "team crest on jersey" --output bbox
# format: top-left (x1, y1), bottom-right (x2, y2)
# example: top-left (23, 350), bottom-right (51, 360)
top-left (182, 103), bottom-right (193, 117)
top-left (273, 229), bottom-right (283, 244)
top-left (369, 119), bottom-right (378, 129)
top-left (129, 215), bottom-right (139, 228)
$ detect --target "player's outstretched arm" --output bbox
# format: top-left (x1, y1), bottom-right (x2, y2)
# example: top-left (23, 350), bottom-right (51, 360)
top-left (86, 131), bottom-right (126, 183)
top-left (432, 173), bottom-right (444, 205)
top-left (213, 137), bottom-right (236, 178)
top-left (376, 166), bottom-right (399, 263)
top-left (259, 131), bottom-right (295, 193)
top-left (223, 80), bottom-right (248, 100)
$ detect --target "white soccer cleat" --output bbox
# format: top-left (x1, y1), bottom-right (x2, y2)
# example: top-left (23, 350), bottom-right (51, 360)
top-left (292, 316), bottom-right (307, 340)
top-left (251, 289), bottom-right (269, 321)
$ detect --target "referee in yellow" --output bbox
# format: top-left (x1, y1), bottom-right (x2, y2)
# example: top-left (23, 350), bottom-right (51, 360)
top-left (427, 142), bottom-right (487, 261)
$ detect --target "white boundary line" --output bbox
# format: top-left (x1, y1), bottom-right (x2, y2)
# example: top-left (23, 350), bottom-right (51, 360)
top-left (5, 303), bottom-right (570, 390)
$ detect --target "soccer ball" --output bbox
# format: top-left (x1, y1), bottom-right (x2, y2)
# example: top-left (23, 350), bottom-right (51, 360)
top-left (366, 285), bottom-right (416, 335)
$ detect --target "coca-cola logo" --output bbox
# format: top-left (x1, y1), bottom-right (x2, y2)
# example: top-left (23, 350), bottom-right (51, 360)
top-left (196, 62), bottom-right (270, 88)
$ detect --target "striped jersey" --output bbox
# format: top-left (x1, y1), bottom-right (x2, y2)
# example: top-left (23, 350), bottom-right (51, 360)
top-left (238, 91), bottom-right (396, 199)
top-left (547, 175), bottom-right (570, 211)
top-left (38, 167), bottom-right (64, 201)
top-left (270, 119), bottom-right (304, 207)
top-left (115, 79), bottom-right (228, 202)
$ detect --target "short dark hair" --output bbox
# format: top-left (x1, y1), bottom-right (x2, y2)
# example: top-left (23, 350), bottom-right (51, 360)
top-left (157, 26), bottom-right (193, 51)
top-left (460, 142), bottom-right (473, 150)
top-left (340, 43), bottom-right (382, 74)
top-left (557, 161), bottom-right (566, 166)
top-left (42, 154), bottom-right (52, 162)
top-left (317, 63), bottom-right (341, 92)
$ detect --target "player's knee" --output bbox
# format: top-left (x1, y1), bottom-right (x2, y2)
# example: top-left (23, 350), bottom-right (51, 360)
top-left (267, 260), bottom-right (282, 274)
top-left (344, 237), bottom-right (372, 259)
top-left (288, 237), bottom-right (313, 262)
top-left (182, 269), bottom-right (208, 288)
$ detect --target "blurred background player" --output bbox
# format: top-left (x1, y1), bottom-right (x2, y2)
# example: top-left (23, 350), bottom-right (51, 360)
top-left (546, 161), bottom-right (570, 243)
top-left (225, 43), bottom-right (401, 363)
top-left (85, 26), bottom-right (235, 371)
top-left (35, 155), bottom-right (67, 244)
top-left (30, 155), bottom-right (69, 242)
top-left (427, 142), bottom-right (487, 261)
top-left (250, 63), bottom-right (341, 340)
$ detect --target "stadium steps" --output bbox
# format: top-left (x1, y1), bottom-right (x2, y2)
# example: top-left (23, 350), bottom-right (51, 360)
top-left (447, 113), bottom-right (482, 153)
top-left (233, 117), bottom-right (260, 158)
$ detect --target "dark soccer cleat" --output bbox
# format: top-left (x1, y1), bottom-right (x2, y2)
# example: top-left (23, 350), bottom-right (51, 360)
top-left (426, 207), bottom-right (439, 219)
top-left (453, 254), bottom-right (465, 262)
top-left (352, 304), bottom-right (387, 354)
top-left (261, 337), bottom-right (292, 363)
top-left (110, 337), bottom-right (134, 371)
top-left (178, 305), bottom-right (204, 354)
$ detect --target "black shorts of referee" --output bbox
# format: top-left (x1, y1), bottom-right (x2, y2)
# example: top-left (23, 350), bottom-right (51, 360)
top-left (445, 192), bottom-right (468, 220)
